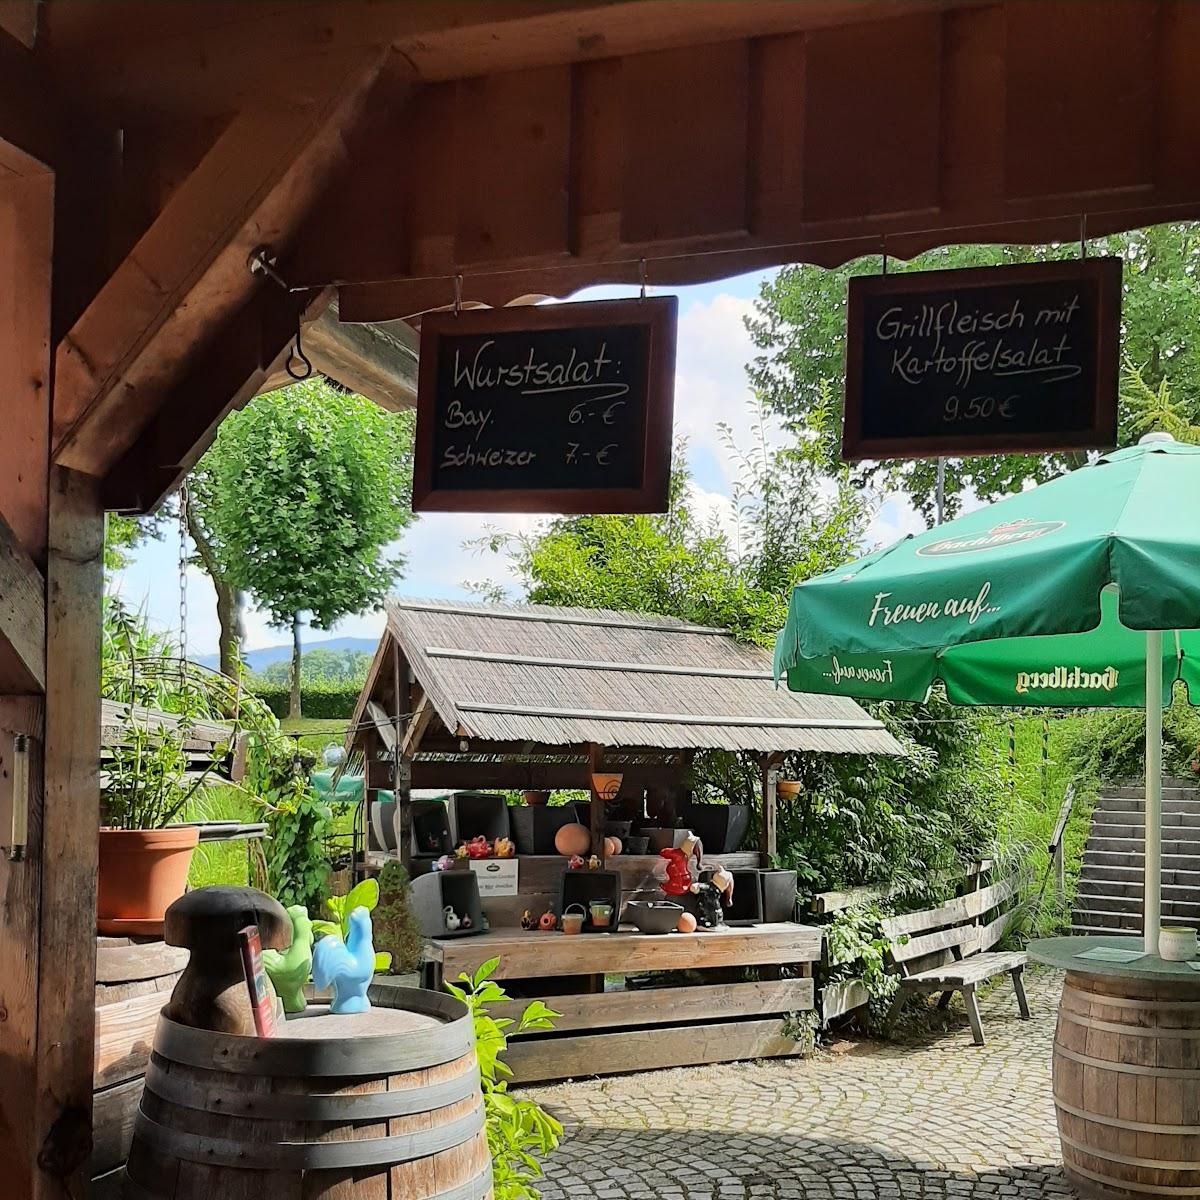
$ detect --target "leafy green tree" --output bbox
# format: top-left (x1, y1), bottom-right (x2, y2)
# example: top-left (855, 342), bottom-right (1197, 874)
top-left (191, 379), bottom-right (415, 715)
top-left (746, 222), bottom-right (1200, 520)
top-left (479, 412), bottom-right (864, 648)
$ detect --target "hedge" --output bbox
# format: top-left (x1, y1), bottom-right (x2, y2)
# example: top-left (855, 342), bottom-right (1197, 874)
top-left (250, 681), bottom-right (361, 719)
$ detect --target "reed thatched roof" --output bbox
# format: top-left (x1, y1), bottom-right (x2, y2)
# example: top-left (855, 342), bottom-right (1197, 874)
top-left (364, 598), bottom-right (902, 757)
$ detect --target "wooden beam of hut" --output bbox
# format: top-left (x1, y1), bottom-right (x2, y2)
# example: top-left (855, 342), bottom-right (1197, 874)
top-left (52, 50), bottom-right (405, 479)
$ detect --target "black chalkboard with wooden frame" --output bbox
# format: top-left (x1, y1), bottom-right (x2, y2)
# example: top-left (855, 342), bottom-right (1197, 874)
top-left (841, 258), bottom-right (1122, 461)
top-left (413, 297), bottom-right (676, 513)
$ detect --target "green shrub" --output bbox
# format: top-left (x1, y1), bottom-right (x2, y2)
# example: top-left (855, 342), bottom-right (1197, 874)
top-left (374, 860), bottom-right (424, 974)
top-left (251, 681), bottom-right (361, 719)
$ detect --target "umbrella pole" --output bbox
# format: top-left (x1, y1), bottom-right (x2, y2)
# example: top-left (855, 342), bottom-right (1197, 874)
top-left (1146, 630), bottom-right (1163, 956)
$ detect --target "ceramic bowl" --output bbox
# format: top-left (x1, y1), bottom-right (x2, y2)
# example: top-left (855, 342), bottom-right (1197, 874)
top-left (626, 899), bottom-right (684, 934)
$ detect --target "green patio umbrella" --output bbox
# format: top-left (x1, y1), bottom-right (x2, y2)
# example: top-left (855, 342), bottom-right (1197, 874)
top-left (773, 433), bottom-right (1200, 955)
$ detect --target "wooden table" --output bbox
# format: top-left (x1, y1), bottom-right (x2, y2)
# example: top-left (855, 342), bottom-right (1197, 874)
top-left (1029, 935), bottom-right (1200, 1200)
top-left (432, 921), bottom-right (823, 1083)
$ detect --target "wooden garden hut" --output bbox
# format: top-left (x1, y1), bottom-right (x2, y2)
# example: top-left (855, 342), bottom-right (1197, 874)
top-left (2, 0), bottom-right (1200, 1190)
top-left (346, 597), bottom-right (901, 1080)
top-left (348, 596), bottom-right (902, 861)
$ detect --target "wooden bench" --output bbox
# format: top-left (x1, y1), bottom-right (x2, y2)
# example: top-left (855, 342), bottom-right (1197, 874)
top-left (882, 875), bottom-right (1030, 1046)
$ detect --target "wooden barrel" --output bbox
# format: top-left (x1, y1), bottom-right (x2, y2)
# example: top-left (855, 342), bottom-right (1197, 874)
top-left (1054, 971), bottom-right (1200, 1199)
top-left (122, 985), bottom-right (492, 1200)
top-left (92, 938), bottom-right (190, 1199)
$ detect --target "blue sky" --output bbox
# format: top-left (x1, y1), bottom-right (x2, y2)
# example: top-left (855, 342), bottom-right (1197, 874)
top-left (110, 267), bottom-right (922, 657)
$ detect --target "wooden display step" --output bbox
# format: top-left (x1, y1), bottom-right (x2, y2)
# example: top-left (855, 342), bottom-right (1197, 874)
top-left (432, 920), bottom-right (821, 982)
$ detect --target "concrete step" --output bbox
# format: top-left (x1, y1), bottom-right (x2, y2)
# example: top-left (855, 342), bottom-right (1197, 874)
top-left (1071, 909), bottom-right (1147, 930)
top-left (1083, 850), bottom-right (1200, 868)
top-left (1072, 921), bottom-right (1144, 936)
top-left (1091, 810), bottom-right (1200, 830)
top-left (1079, 863), bottom-right (1200, 886)
top-left (1086, 835), bottom-right (1200, 855)
top-left (1074, 892), bottom-right (1200, 918)
top-left (1103, 782), bottom-right (1200, 800)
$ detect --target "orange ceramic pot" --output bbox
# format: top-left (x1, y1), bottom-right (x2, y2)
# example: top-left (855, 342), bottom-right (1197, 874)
top-left (97, 826), bottom-right (200, 934)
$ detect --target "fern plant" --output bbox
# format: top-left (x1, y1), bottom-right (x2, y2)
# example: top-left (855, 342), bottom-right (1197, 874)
top-left (446, 958), bottom-right (563, 1200)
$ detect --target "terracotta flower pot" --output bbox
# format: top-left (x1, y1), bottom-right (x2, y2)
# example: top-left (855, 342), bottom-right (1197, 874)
top-left (97, 825), bottom-right (200, 935)
top-left (522, 790), bottom-right (550, 807)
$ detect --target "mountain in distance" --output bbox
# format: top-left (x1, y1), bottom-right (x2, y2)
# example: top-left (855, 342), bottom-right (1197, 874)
top-left (196, 635), bottom-right (378, 673)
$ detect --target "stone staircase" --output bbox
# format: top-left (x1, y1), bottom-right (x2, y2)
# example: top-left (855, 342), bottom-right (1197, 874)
top-left (1071, 779), bottom-right (1200, 935)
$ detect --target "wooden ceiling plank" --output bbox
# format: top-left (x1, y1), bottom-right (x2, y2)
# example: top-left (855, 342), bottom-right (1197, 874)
top-left (1005, 0), bottom-right (1158, 201)
top-left (0, 0), bottom-right (36, 49)
top-left (454, 66), bottom-right (574, 264)
top-left (53, 50), bottom-right (406, 478)
top-left (41, 1), bottom-right (981, 116)
top-left (621, 41), bottom-right (750, 244)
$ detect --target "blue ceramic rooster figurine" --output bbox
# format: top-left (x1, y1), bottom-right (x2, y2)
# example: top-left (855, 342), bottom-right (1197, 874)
top-left (312, 907), bottom-right (376, 1014)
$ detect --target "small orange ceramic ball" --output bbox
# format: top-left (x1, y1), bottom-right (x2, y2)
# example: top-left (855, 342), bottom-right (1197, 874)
top-left (554, 823), bottom-right (593, 857)
top-left (677, 912), bottom-right (698, 933)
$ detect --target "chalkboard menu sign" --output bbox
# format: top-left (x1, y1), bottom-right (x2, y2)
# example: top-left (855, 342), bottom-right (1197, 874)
top-left (842, 258), bottom-right (1122, 461)
top-left (413, 297), bottom-right (676, 513)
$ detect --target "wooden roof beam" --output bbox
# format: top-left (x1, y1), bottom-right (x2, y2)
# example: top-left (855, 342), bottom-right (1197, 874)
top-left (257, 300), bottom-right (418, 411)
top-left (53, 49), bottom-right (408, 480)
top-left (0, 506), bottom-right (45, 692)
top-left (102, 287), bottom-right (333, 514)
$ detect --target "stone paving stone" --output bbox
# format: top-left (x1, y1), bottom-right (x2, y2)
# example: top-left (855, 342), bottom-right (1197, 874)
top-left (521, 967), bottom-right (1077, 1199)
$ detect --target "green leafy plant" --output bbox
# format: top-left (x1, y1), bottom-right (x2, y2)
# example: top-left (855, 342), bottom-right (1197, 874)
top-left (780, 1007), bottom-right (819, 1053)
top-left (374, 860), bottom-right (424, 974)
top-left (446, 958), bottom-right (563, 1200)
top-left (312, 877), bottom-right (392, 973)
top-left (824, 903), bottom-right (906, 1034)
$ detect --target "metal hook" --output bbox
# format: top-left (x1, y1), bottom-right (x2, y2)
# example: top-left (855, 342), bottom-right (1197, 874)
top-left (453, 273), bottom-right (463, 317)
top-left (881, 238), bottom-right (889, 276)
top-left (639, 258), bottom-right (647, 301)
top-left (285, 314), bottom-right (313, 381)
top-left (1079, 213), bottom-right (1088, 260)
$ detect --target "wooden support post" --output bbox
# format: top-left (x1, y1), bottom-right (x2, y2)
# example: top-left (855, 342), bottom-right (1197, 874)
top-left (760, 753), bottom-right (781, 865)
top-left (36, 466), bottom-right (104, 1194)
top-left (588, 742), bottom-right (605, 862)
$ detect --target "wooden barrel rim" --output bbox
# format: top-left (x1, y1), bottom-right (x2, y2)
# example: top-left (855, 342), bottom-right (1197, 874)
top-left (1060, 1128), bottom-right (1200, 1175)
top-left (154, 987), bottom-right (472, 1076)
top-left (1059, 1008), bottom-right (1200, 1038)
top-left (131, 1104), bottom-right (485, 1170)
top-left (1056, 1043), bottom-right (1200, 1079)
top-left (143, 1055), bottom-right (482, 1121)
top-left (1065, 1158), bottom-right (1200, 1198)
top-left (1057, 1095), bottom-right (1200, 1137)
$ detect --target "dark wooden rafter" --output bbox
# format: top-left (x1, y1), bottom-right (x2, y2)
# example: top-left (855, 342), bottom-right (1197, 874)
top-left (101, 286), bottom-right (334, 513)
top-left (53, 48), bottom-right (410, 482)
top-left (0, 22), bottom-right (55, 168)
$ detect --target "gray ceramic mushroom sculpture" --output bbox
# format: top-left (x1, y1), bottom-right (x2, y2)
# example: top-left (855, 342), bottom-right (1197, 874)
top-left (163, 885), bottom-right (292, 1035)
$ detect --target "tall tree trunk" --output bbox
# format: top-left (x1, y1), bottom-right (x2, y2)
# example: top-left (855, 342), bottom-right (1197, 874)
top-left (290, 613), bottom-right (303, 719)
top-left (185, 501), bottom-right (242, 678)
top-left (214, 582), bottom-right (243, 678)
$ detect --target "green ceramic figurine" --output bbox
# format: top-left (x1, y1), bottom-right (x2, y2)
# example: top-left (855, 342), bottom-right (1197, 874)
top-left (262, 904), bottom-right (314, 1014)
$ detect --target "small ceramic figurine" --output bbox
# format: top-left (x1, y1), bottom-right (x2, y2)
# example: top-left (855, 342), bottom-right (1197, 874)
top-left (708, 864), bottom-right (735, 908)
top-left (465, 835), bottom-right (492, 859)
top-left (454, 844), bottom-right (469, 860)
top-left (493, 836), bottom-right (516, 859)
top-left (690, 881), bottom-right (724, 929)
top-left (312, 908), bottom-right (376, 1015)
top-left (443, 905), bottom-right (462, 931)
top-left (538, 910), bottom-right (558, 931)
top-left (567, 855), bottom-right (585, 871)
top-left (460, 914), bottom-right (473, 930)
top-left (433, 854), bottom-right (455, 872)
top-left (660, 831), bottom-right (703, 896)
top-left (587, 854), bottom-right (602, 870)
top-left (262, 904), bottom-right (315, 1014)
top-left (520, 909), bottom-right (536, 930)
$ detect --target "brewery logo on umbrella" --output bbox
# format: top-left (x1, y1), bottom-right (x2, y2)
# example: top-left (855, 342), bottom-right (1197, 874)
top-left (916, 518), bottom-right (1066, 557)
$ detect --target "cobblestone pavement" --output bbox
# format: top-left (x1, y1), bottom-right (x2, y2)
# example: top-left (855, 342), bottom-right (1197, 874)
top-left (522, 967), bottom-right (1073, 1199)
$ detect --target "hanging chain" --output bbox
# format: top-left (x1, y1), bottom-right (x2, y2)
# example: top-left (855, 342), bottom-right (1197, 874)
top-left (178, 484), bottom-right (190, 671)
